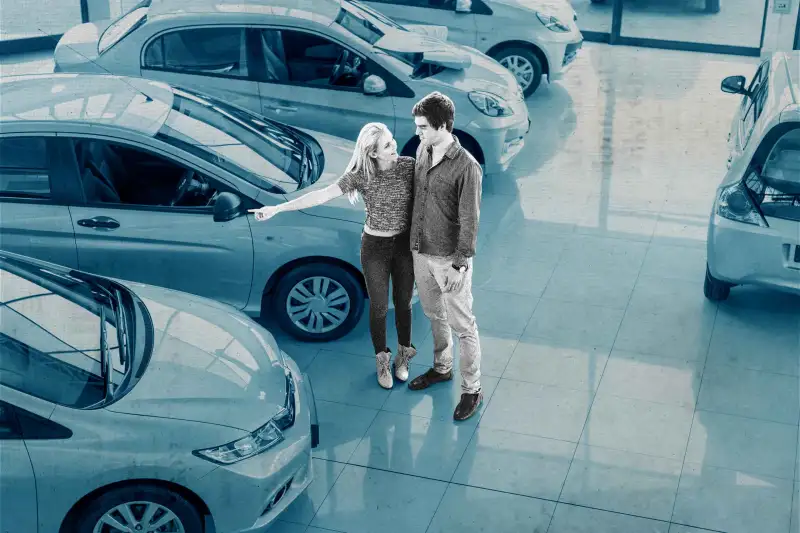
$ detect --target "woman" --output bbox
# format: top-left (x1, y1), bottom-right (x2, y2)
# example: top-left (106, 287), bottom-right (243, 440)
top-left (249, 123), bottom-right (416, 390)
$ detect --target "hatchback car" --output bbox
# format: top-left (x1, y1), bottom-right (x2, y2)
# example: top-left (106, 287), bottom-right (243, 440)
top-left (52, 0), bottom-right (530, 176)
top-left (705, 51), bottom-right (800, 300)
top-left (0, 249), bottom-right (319, 533)
top-left (0, 72), bottom-right (372, 342)
top-left (363, 0), bottom-right (583, 97)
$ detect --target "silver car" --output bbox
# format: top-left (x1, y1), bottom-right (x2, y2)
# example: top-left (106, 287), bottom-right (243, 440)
top-left (52, 0), bottom-right (530, 176)
top-left (705, 51), bottom-right (800, 300)
top-left (0, 72), bottom-right (371, 342)
top-left (0, 249), bottom-right (319, 533)
top-left (363, 0), bottom-right (584, 97)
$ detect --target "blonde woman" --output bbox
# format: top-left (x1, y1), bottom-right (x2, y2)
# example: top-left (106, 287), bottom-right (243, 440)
top-left (249, 123), bottom-right (416, 389)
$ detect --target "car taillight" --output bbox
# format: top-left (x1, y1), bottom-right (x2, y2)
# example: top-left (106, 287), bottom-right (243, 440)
top-left (716, 181), bottom-right (768, 227)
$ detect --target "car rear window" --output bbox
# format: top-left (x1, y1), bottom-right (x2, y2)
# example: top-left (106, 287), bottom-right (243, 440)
top-left (745, 127), bottom-right (800, 222)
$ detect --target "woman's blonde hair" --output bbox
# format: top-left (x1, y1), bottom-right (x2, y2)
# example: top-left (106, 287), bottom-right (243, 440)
top-left (343, 122), bottom-right (391, 204)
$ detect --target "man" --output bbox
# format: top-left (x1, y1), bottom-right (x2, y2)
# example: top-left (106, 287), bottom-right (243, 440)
top-left (405, 91), bottom-right (484, 421)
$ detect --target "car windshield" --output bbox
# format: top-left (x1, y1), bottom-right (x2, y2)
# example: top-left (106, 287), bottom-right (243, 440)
top-left (0, 258), bottom-right (134, 409)
top-left (156, 87), bottom-right (316, 194)
top-left (98, 0), bottom-right (151, 54)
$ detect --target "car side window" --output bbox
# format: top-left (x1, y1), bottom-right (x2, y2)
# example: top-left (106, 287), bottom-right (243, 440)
top-left (0, 137), bottom-right (51, 200)
top-left (260, 29), bottom-right (367, 91)
top-left (143, 27), bottom-right (250, 78)
top-left (71, 139), bottom-right (226, 210)
top-left (0, 403), bottom-right (21, 440)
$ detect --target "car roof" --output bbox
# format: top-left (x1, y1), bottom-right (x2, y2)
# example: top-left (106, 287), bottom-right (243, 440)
top-left (0, 73), bottom-right (174, 136)
top-left (146, 0), bottom-right (341, 22)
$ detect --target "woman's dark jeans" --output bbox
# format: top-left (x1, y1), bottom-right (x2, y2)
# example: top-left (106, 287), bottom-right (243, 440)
top-left (360, 230), bottom-right (415, 355)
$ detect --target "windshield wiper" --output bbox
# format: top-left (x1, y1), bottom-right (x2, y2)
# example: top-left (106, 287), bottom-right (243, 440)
top-left (113, 289), bottom-right (130, 367)
top-left (99, 303), bottom-right (113, 400)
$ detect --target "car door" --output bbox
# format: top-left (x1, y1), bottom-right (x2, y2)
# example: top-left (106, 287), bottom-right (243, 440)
top-left (0, 135), bottom-right (79, 268)
top-left (0, 402), bottom-right (38, 533)
top-left (254, 27), bottom-right (397, 142)
top-left (140, 26), bottom-right (264, 115)
top-left (60, 136), bottom-right (255, 310)
top-left (363, 0), bottom-right (479, 47)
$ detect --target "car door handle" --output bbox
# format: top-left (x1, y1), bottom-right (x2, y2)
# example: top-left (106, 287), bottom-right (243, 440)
top-left (77, 216), bottom-right (120, 230)
top-left (265, 105), bottom-right (298, 113)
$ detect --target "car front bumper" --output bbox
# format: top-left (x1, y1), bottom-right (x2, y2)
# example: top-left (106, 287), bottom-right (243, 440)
top-left (707, 214), bottom-right (800, 294)
top-left (466, 99), bottom-right (531, 175)
top-left (540, 30), bottom-right (584, 80)
top-left (192, 369), bottom-right (320, 533)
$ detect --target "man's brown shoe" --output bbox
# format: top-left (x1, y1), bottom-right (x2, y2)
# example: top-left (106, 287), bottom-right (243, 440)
top-left (454, 392), bottom-right (483, 421)
top-left (408, 368), bottom-right (452, 390)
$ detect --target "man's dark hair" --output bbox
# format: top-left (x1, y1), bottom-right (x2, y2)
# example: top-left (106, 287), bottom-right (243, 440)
top-left (412, 91), bottom-right (455, 132)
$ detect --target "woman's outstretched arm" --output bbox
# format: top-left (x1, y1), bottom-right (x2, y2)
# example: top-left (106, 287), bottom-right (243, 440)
top-left (249, 182), bottom-right (345, 221)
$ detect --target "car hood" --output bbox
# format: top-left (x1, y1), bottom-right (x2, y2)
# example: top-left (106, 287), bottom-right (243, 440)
top-left (284, 127), bottom-right (367, 225)
top-left (491, 0), bottom-right (576, 21)
top-left (377, 31), bottom-right (522, 99)
top-left (107, 281), bottom-right (289, 432)
top-left (53, 21), bottom-right (111, 72)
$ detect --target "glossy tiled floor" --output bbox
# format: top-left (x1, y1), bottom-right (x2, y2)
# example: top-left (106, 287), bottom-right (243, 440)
top-left (4, 43), bottom-right (799, 533)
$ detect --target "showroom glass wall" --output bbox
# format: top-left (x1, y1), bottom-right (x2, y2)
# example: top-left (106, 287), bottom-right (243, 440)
top-left (0, 0), bottom-right (776, 56)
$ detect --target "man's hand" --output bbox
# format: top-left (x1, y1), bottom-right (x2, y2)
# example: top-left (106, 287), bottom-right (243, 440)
top-left (444, 268), bottom-right (466, 292)
top-left (248, 206), bottom-right (280, 222)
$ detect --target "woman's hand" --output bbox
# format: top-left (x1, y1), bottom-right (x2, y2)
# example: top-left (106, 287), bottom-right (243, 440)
top-left (248, 206), bottom-right (281, 221)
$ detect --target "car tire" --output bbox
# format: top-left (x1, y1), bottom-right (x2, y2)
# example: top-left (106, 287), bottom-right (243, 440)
top-left (704, 265), bottom-right (732, 301)
top-left (273, 263), bottom-right (365, 342)
top-left (492, 47), bottom-right (544, 98)
top-left (705, 0), bottom-right (721, 13)
top-left (74, 484), bottom-right (203, 533)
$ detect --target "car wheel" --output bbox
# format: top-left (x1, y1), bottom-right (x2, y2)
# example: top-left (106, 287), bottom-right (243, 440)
top-left (75, 484), bottom-right (203, 533)
top-left (705, 0), bottom-right (720, 13)
top-left (493, 47), bottom-right (543, 97)
top-left (273, 263), bottom-right (365, 342)
top-left (704, 265), bottom-right (732, 301)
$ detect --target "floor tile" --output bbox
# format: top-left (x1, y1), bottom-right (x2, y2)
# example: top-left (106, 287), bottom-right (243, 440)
top-left (413, 329), bottom-right (520, 378)
top-left (627, 276), bottom-right (715, 316)
top-left (557, 234), bottom-right (649, 272)
top-left (561, 444), bottom-right (682, 520)
top-left (480, 379), bottom-right (593, 442)
top-left (280, 346), bottom-right (319, 373)
top-left (613, 307), bottom-right (717, 360)
top-left (473, 255), bottom-right (556, 298)
top-left (502, 338), bottom-right (610, 392)
top-left (791, 482), bottom-right (799, 533)
top-left (684, 411), bottom-right (797, 481)
top-left (481, 228), bottom-right (569, 266)
top-left (580, 395), bottom-right (694, 460)
top-left (574, 208), bottom-right (659, 243)
top-left (265, 521), bottom-right (307, 533)
top-left (381, 366), bottom-right (499, 426)
top-left (280, 458), bottom-right (345, 525)
top-left (522, 300), bottom-right (624, 348)
top-left (667, 526), bottom-right (720, 533)
top-left (313, 401), bottom-right (378, 463)
top-left (541, 263), bottom-right (640, 310)
top-left (697, 364), bottom-right (800, 425)
top-left (310, 465), bottom-right (447, 533)
top-left (305, 351), bottom-right (393, 409)
top-left (426, 484), bottom-right (555, 533)
top-left (672, 463), bottom-right (794, 533)
top-left (470, 288), bottom-right (539, 335)
top-left (651, 214), bottom-right (708, 249)
top-left (549, 503), bottom-right (670, 533)
top-left (348, 410), bottom-right (476, 481)
top-left (451, 427), bottom-right (576, 500)
top-left (305, 528), bottom-right (344, 533)
top-left (706, 305), bottom-right (800, 377)
top-left (596, 350), bottom-right (703, 408)
top-left (640, 244), bottom-right (709, 283)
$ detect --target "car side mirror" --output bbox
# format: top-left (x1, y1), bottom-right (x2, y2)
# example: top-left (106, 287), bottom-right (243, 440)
top-left (455, 0), bottom-right (472, 13)
top-left (721, 75), bottom-right (749, 96)
top-left (363, 74), bottom-right (388, 96)
top-left (213, 192), bottom-right (243, 222)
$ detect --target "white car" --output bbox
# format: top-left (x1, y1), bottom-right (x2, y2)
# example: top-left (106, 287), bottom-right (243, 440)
top-left (362, 0), bottom-right (583, 96)
top-left (0, 250), bottom-right (319, 533)
top-left (705, 51), bottom-right (800, 300)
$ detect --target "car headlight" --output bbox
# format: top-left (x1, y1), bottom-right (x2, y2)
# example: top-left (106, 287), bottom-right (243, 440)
top-left (536, 12), bottom-right (570, 32)
top-left (468, 91), bottom-right (514, 117)
top-left (193, 371), bottom-right (297, 465)
top-left (715, 180), bottom-right (768, 227)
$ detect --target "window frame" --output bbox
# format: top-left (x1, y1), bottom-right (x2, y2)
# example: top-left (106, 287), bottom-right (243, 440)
top-left (140, 25), bottom-right (262, 82)
top-left (55, 135), bottom-right (254, 215)
top-left (360, 0), bottom-right (492, 15)
top-left (740, 60), bottom-right (771, 149)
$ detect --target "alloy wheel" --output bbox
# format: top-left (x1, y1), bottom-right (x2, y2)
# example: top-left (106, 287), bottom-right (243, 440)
top-left (286, 275), bottom-right (351, 334)
top-left (93, 501), bottom-right (185, 533)
top-left (499, 55), bottom-right (535, 90)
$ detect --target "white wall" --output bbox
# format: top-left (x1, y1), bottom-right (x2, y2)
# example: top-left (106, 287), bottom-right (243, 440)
top-left (761, 0), bottom-right (799, 54)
